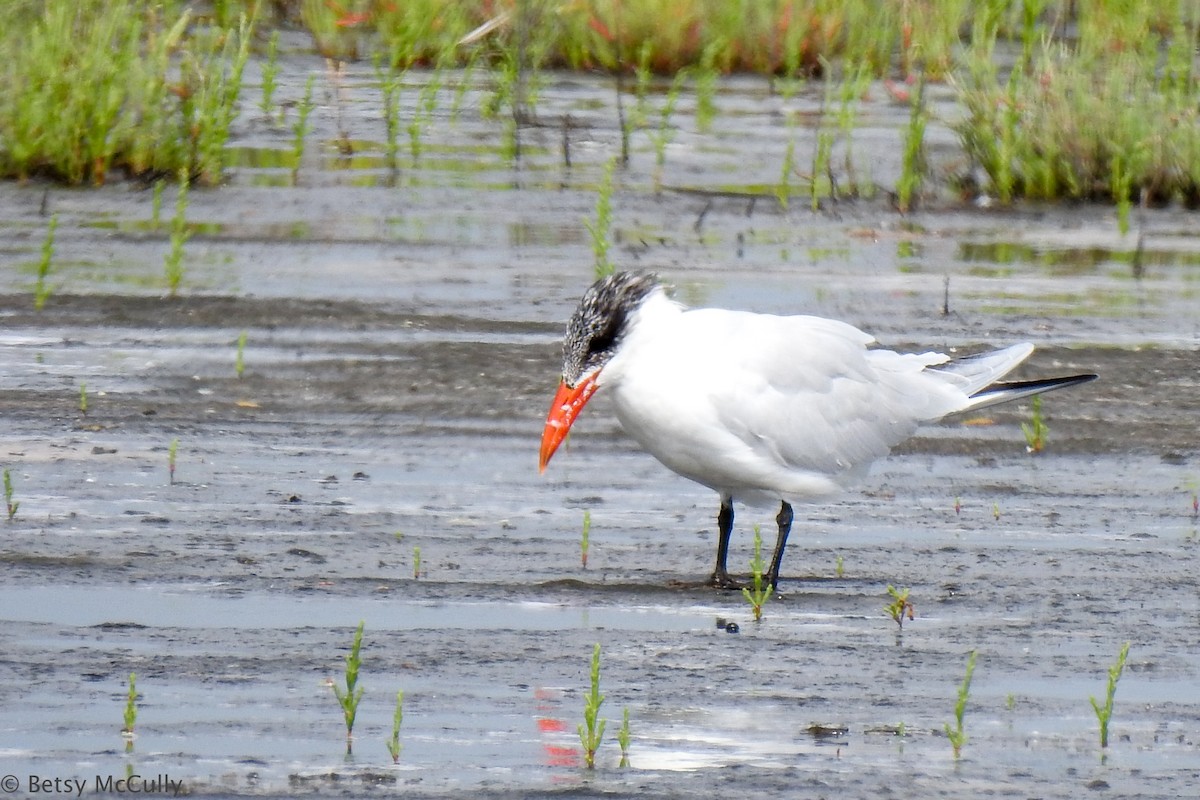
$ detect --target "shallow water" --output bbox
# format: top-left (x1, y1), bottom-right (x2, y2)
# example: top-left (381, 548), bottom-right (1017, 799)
top-left (1, 57), bottom-right (1199, 798)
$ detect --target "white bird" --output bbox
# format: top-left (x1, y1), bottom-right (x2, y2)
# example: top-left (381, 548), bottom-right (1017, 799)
top-left (539, 271), bottom-right (1097, 589)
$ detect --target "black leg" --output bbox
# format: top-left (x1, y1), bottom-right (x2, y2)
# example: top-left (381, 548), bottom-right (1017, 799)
top-left (765, 501), bottom-right (793, 590)
top-left (708, 497), bottom-right (738, 588)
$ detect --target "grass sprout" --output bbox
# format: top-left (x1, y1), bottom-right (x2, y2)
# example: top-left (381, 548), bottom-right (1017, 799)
top-left (378, 63), bottom-right (404, 178)
top-left (896, 73), bottom-right (926, 213)
top-left (777, 129), bottom-right (797, 211)
top-left (122, 672), bottom-right (137, 752)
top-left (386, 690), bottom-right (404, 763)
top-left (4, 469), bottom-right (18, 521)
top-left (741, 525), bottom-right (772, 622)
top-left (1090, 641), bottom-right (1131, 749)
top-left (164, 169), bottom-right (190, 298)
top-left (578, 643), bottom-right (607, 769)
top-left (34, 214), bottom-right (57, 310)
top-left (235, 331), bottom-right (247, 378)
top-left (694, 40), bottom-right (721, 133)
top-left (331, 620), bottom-right (366, 754)
top-left (581, 509), bottom-right (591, 569)
top-left (944, 650), bottom-right (977, 759)
top-left (650, 69), bottom-right (687, 191)
top-left (259, 30), bottom-right (281, 121)
top-left (585, 156), bottom-right (617, 278)
top-left (1022, 395), bottom-right (1048, 453)
top-left (617, 706), bottom-right (631, 768)
top-left (151, 179), bottom-right (165, 229)
top-left (291, 74), bottom-right (316, 186)
top-left (884, 584), bottom-right (914, 630)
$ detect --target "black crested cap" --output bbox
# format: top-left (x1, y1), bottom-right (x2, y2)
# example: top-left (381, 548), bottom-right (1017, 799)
top-left (561, 271), bottom-right (660, 386)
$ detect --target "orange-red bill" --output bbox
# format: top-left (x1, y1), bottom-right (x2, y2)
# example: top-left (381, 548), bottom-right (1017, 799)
top-left (538, 373), bottom-right (599, 473)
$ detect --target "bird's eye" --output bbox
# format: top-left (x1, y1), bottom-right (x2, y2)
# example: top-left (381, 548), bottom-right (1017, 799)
top-left (587, 326), bottom-right (615, 359)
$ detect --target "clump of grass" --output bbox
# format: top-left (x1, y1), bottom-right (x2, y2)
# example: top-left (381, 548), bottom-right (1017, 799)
top-left (955, 4), bottom-right (1200, 206)
top-left (884, 584), bottom-right (915, 631)
top-left (578, 643), bottom-right (607, 770)
top-left (741, 525), bottom-right (772, 622)
top-left (557, 1), bottom-right (873, 75)
top-left (4, 469), bottom-right (19, 521)
top-left (374, 0), bottom-right (474, 71)
top-left (386, 690), bottom-right (404, 764)
top-left (1021, 395), bottom-right (1048, 453)
top-left (301, 0), bottom-right (366, 62)
top-left (331, 620), bottom-right (366, 754)
top-left (896, 74), bottom-right (926, 213)
top-left (580, 509), bottom-right (591, 569)
top-left (78, 382), bottom-right (88, 416)
top-left (167, 437), bottom-right (179, 485)
top-left (235, 332), bottom-right (247, 378)
top-left (34, 214), bottom-right (57, 311)
top-left (1090, 641), bottom-right (1131, 749)
top-left (0, 2), bottom-right (257, 185)
top-left (122, 672), bottom-right (138, 752)
top-left (164, 169), bottom-right (191, 298)
top-left (944, 650), bottom-right (977, 759)
top-left (617, 707), bottom-right (631, 768)
top-left (898, 0), bottom-right (967, 80)
top-left (585, 156), bottom-right (617, 278)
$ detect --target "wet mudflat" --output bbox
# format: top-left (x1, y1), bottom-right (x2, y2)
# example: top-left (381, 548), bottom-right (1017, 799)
top-left (1, 60), bottom-right (1200, 798)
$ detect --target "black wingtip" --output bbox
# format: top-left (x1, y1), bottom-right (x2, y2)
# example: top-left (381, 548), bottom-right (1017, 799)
top-left (978, 372), bottom-right (1098, 396)
top-left (966, 372), bottom-right (1097, 410)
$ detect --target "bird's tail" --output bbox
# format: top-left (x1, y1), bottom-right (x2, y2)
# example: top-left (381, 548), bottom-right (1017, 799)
top-left (926, 342), bottom-right (1096, 412)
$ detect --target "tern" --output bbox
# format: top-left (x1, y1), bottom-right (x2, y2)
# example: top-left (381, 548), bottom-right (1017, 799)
top-left (539, 272), bottom-right (1096, 590)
